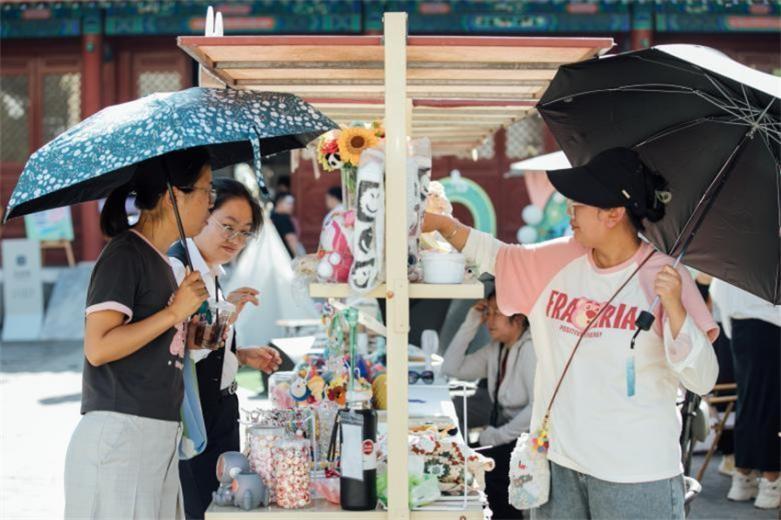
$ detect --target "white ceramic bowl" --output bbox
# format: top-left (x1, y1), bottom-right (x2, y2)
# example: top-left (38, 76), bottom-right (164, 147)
top-left (420, 251), bottom-right (466, 284)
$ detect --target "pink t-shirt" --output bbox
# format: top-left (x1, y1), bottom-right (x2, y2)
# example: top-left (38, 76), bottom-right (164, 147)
top-left (465, 232), bottom-right (719, 483)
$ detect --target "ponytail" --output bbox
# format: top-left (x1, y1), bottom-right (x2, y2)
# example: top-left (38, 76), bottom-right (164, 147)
top-left (100, 182), bottom-right (134, 237)
top-left (627, 166), bottom-right (669, 232)
top-left (98, 146), bottom-right (211, 238)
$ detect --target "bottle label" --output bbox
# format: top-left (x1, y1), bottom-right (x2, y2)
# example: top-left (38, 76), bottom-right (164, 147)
top-left (341, 422), bottom-right (364, 481)
top-left (362, 439), bottom-right (377, 470)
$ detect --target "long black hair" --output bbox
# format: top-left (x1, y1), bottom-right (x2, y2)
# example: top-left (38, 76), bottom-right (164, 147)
top-left (100, 146), bottom-right (211, 237)
top-left (211, 177), bottom-right (263, 233)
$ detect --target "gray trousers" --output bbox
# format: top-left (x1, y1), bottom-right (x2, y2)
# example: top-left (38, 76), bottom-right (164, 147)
top-left (65, 411), bottom-right (183, 519)
top-left (531, 461), bottom-right (685, 520)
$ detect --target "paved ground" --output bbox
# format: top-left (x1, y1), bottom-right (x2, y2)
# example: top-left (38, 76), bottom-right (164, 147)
top-left (1, 341), bottom-right (777, 519)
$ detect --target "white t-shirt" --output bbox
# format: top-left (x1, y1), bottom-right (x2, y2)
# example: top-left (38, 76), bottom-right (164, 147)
top-left (464, 231), bottom-right (719, 483)
top-left (170, 239), bottom-right (239, 391)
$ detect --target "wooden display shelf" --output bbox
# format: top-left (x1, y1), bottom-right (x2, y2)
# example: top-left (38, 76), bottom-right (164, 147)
top-left (206, 499), bottom-right (485, 519)
top-left (309, 282), bottom-right (484, 300)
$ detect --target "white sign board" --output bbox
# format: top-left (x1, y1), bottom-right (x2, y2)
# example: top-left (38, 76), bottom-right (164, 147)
top-left (2, 239), bottom-right (43, 341)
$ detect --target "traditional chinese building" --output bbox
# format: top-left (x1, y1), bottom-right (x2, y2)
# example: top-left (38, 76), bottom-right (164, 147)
top-left (1, 0), bottom-right (778, 263)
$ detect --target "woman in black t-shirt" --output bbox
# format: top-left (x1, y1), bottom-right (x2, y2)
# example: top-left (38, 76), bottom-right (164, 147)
top-left (64, 147), bottom-right (212, 519)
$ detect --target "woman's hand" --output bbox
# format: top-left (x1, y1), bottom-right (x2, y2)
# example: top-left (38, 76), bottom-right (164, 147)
top-left (422, 212), bottom-right (468, 250)
top-left (422, 212), bottom-right (445, 234)
top-left (655, 265), bottom-right (686, 337)
top-left (226, 287), bottom-right (260, 317)
top-left (238, 346), bottom-right (282, 374)
top-left (473, 299), bottom-right (488, 324)
top-left (655, 266), bottom-right (683, 310)
top-left (170, 270), bottom-right (208, 322)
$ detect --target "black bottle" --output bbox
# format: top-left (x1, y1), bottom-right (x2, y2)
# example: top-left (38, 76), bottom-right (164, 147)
top-left (339, 395), bottom-right (378, 511)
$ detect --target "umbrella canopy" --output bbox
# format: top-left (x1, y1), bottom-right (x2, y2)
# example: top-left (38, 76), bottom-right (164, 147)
top-left (508, 151), bottom-right (571, 177)
top-left (538, 44), bottom-right (781, 304)
top-left (5, 87), bottom-right (337, 221)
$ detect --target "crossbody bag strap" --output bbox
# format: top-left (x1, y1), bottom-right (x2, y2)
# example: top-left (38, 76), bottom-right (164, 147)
top-left (541, 249), bottom-right (656, 426)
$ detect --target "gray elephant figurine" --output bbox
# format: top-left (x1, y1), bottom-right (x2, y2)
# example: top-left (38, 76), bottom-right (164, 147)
top-left (211, 452), bottom-right (269, 511)
top-left (212, 484), bottom-right (235, 507)
top-left (215, 451), bottom-right (250, 484)
top-left (233, 471), bottom-right (269, 510)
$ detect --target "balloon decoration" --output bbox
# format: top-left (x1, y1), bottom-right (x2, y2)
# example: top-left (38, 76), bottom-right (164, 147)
top-left (516, 193), bottom-right (570, 244)
top-left (521, 205), bottom-right (543, 226)
top-left (516, 225), bottom-right (538, 244)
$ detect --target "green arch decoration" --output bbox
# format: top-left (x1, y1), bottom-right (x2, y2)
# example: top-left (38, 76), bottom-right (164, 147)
top-left (439, 177), bottom-right (497, 236)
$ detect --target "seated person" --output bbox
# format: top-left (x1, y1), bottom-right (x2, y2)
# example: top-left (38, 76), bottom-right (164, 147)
top-left (441, 290), bottom-right (535, 519)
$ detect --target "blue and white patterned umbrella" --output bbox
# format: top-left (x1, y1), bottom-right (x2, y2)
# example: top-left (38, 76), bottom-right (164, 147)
top-left (4, 87), bottom-right (337, 220)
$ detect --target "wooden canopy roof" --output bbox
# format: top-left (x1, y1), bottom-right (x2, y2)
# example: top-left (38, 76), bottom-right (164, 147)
top-left (178, 34), bottom-right (614, 156)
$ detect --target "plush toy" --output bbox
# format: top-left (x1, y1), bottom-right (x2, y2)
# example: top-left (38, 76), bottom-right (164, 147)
top-left (466, 450), bottom-right (495, 492)
top-left (307, 375), bottom-right (326, 402)
top-left (317, 209), bottom-right (354, 283)
top-left (290, 370), bottom-right (311, 403)
top-left (425, 181), bottom-right (453, 216)
top-left (407, 427), bottom-right (495, 495)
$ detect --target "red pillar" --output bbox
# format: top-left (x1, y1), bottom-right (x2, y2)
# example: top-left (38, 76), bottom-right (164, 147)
top-left (631, 28), bottom-right (652, 50)
top-left (79, 30), bottom-right (104, 261)
top-left (630, 3), bottom-right (653, 50)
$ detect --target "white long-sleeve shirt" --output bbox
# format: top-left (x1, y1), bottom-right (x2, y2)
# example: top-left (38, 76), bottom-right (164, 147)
top-left (710, 278), bottom-right (781, 339)
top-left (463, 230), bottom-right (719, 483)
top-left (441, 309), bottom-right (536, 446)
top-left (170, 238), bottom-right (239, 391)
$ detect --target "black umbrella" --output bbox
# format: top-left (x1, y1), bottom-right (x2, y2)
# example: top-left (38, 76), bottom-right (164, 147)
top-left (538, 44), bottom-right (780, 305)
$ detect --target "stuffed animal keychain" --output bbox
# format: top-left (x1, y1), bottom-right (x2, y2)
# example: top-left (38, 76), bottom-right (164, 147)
top-left (349, 147), bottom-right (384, 293)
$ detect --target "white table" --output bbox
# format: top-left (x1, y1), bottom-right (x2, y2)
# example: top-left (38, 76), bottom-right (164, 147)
top-left (268, 335), bottom-right (319, 366)
top-left (206, 374), bottom-right (486, 519)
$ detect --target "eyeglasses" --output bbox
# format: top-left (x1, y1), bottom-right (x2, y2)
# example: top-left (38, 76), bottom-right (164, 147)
top-left (408, 370), bottom-right (435, 385)
top-left (565, 199), bottom-right (585, 218)
top-left (210, 218), bottom-right (256, 242)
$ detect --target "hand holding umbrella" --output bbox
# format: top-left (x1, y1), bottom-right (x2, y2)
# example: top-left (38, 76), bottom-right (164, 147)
top-left (170, 270), bottom-right (210, 323)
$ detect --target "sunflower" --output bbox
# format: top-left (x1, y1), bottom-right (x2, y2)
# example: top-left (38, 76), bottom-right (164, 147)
top-left (337, 126), bottom-right (379, 166)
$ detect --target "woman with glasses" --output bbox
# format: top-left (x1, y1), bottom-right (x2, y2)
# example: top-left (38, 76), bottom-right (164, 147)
top-left (168, 178), bottom-right (283, 519)
top-left (442, 289), bottom-right (535, 519)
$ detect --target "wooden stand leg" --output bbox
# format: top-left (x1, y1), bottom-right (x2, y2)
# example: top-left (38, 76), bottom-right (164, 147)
top-left (697, 401), bottom-right (735, 482)
top-left (40, 240), bottom-right (76, 267)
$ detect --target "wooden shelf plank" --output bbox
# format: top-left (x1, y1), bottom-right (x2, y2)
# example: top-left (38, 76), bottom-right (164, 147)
top-left (308, 282), bottom-right (483, 300)
top-left (206, 499), bottom-right (484, 519)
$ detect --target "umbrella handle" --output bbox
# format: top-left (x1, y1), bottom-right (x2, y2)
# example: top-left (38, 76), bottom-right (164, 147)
top-left (166, 181), bottom-right (193, 270)
top-left (634, 251), bottom-right (685, 333)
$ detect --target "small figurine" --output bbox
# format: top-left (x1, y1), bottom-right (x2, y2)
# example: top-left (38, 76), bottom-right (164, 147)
top-left (212, 452), bottom-right (270, 510)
